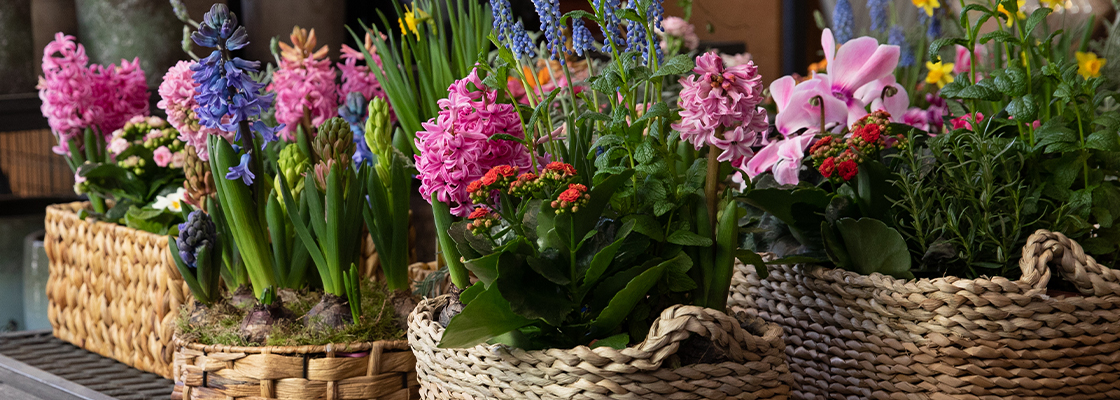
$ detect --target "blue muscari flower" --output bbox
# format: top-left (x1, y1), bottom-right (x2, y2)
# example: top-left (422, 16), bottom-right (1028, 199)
top-left (225, 153), bottom-right (255, 185)
top-left (491, 0), bottom-right (536, 59)
top-left (919, 9), bottom-right (941, 39)
top-left (176, 210), bottom-right (216, 268)
top-left (649, 0), bottom-right (665, 32)
top-left (594, 0), bottom-right (625, 53)
top-left (623, 1), bottom-right (661, 65)
top-left (339, 92), bottom-right (374, 165)
top-left (570, 18), bottom-right (594, 57)
top-left (833, 0), bottom-right (854, 44)
top-left (889, 27), bottom-right (914, 67)
top-left (868, 0), bottom-right (888, 32)
top-left (532, 0), bottom-right (566, 64)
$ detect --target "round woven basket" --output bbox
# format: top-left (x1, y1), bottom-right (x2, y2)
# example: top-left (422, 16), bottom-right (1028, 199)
top-left (728, 229), bottom-right (1120, 400)
top-left (171, 338), bottom-right (417, 399)
top-left (409, 295), bottom-right (793, 400)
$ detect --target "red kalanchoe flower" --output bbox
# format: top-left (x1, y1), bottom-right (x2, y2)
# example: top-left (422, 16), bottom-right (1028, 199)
top-left (819, 157), bottom-right (837, 178)
top-left (860, 123), bottom-right (881, 143)
top-left (542, 161), bottom-right (578, 183)
top-left (837, 160), bottom-right (859, 181)
top-left (508, 172), bottom-right (541, 197)
top-left (810, 136), bottom-right (833, 156)
top-left (552, 183), bottom-right (589, 213)
top-left (465, 207), bottom-right (500, 235)
top-left (468, 207), bottom-right (490, 220)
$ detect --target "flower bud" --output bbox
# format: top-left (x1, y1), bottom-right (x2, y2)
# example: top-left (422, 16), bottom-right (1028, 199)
top-left (176, 210), bottom-right (217, 268)
top-left (313, 117), bottom-right (355, 167)
top-left (365, 97), bottom-right (392, 163)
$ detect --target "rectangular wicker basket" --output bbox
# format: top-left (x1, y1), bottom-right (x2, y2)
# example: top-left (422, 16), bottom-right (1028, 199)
top-left (44, 202), bottom-right (189, 378)
top-left (44, 202), bottom-right (420, 379)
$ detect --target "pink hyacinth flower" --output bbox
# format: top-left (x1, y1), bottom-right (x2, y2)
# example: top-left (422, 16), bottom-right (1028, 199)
top-left (157, 60), bottom-right (230, 161)
top-left (672, 52), bottom-right (766, 150)
top-left (745, 133), bottom-right (815, 185)
top-left (271, 56), bottom-right (339, 141)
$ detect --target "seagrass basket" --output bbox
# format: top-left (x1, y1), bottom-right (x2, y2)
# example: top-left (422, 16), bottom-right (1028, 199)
top-left (172, 338), bottom-right (418, 399)
top-left (409, 295), bottom-right (793, 400)
top-left (728, 229), bottom-right (1120, 400)
top-left (45, 201), bottom-right (419, 379)
top-left (45, 202), bottom-right (191, 378)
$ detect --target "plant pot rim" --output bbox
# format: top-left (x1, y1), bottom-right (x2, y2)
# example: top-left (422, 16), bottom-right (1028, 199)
top-left (48, 201), bottom-right (163, 236)
top-left (173, 336), bottom-right (410, 355)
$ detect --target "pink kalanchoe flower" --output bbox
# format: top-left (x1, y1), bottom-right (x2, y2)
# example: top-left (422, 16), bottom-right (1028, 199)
top-left (153, 146), bottom-right (173, 167)
top-left (38, 33), bottom-right (97, 154)
top-left (89, 57), bottom-right (149, 135)
top-left (415, 69), bottom-right (534, 216)
top-left (271, 55), bottom-right (339, 141)
top-left (745, 133), bottom-right (816, 185)
top-left (673, 52), bottom-right (767, 151)
top-left (157, 60), bottom-right (229, 161)
top-left (659, 16), bottom-right (699, 51)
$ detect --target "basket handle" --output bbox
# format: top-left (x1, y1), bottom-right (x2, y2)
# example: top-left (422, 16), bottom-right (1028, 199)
top-left (634, 304), bottom-right (783, 367)
top-left (1019, 229), bottom-right (1120, 296)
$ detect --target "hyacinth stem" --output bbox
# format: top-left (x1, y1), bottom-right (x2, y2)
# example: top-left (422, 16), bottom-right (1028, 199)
top-left (704, 126), bottom-right (725, 239)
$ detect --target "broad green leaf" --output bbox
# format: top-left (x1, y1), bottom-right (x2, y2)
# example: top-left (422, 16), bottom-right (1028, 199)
top-left (928, 38), bottom-right (968, 63)
top-left (993, 67), bottom-right (1028, 97)
top-left (1024, 6), bottom-right (1053, 35)
top-left (652, 54), bottom-right (695, 77)
top-left (590, 253), bottom-right (689, 334)
top-left (735, 250), bottom-right (768, 279)
top-left (979, 30), bottom-right (1018, 46)
top-left (1006, 95), bottom-right (1039, 122)
top-left (590, 333), bottom-right (629, 349)
top-left (496, 250), bottom-right (574, 325)
top-left (439, 285), bottom-right (534, 348)
top-left (667, 229), bottom-right (713, 246)
top-left (1086, 131), bottom-right (1120, 151)
top-left (584, 219), bottom-right (636, 284)
top-left (622, 214), bottom-right (664, 242)
top-left (834, 218), bottom-right (913, 279)
top-left (459, 281), bottom-right (485, 305)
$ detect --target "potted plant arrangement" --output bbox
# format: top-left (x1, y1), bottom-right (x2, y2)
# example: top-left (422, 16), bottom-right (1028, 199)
top-left (730, 2), bottom-right (1120, 399)
top-left (38, 32), bottom-right (193, 378)
top-left (406, 0), bottom-right (792, 398)
top-left (168, 3), bottom-right (483, 398)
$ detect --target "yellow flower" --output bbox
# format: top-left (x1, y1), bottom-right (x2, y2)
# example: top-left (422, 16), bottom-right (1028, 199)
top-left (911, 0), bottom-right (940, 17)
top-left (1040, 0), bottom-right (1065, 10)
top-left (997, 1), bottom-right (1026, 27)
top-left (1076, 51), bottom-right (1106, 79)
top-left (397, 5), bottom-right (431, 39)
top-left (925, 61), bottom-right (955, 88)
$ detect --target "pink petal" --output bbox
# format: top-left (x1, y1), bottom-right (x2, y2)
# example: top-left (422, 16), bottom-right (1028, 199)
top-left (773, 160), bottom-right (800, 185)
top-left (829, 38), bottom-right (900, 96)
top-left (822, 29), bottom-right (836, 69)
top-left (745, 140), bottom-right (781, 177)
top-left (770, 76), bottom-right (796, 113)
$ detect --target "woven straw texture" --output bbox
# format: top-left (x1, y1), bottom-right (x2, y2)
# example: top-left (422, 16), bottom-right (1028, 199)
top-left (45, 202), bottom-right (191, 378)
top-left (728, 229), bottom-right (1120, 400)
top-left (409, 295), bottom-right (792, 400)
top-left (45, 202), bottom-right (417, 379)
top-left (172, 338), bottom-right (418, 399)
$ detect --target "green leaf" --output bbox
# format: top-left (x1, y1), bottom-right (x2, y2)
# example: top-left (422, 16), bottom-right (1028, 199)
top-left (590, 333), bottom-right (629, 349)
top-left (993, 66), bottom-right (1028, 97)
top-left (735, 250), bottom-right (769, 279)
top-left (459, 281), bottom-right (485, 305)
top-left (590, 70), bottom-right (623, 94)
top-left (579, 111), bottom-right (612, 123)
top-left (439, 284), bottom-right (534, 348)
top-left (938, 78), bottom-right (969, 99)
top-left (1086, 131), bottom-right (1120, 151)
top-left (1024, 7), bottom-right (1053, 35)
top-left (489, 133), bottom-right (528, 144)
top-left (623, 214), bottom-right (664, 242)
top-left (979, 30), bottom-right (1018, 46)
top-left (833, 218), bottom-right (913, 279)
top-left (667, 229), bottom-right (714, 246)
top-left (955, 81), bottom-right (1001, 101)
top-left (1006, 95), bottom-right (1039, 122)
top-left (590, 253), bottom-right (689, 334)
top-left (634, 103), bottom-right (669, 124)
top-left (928, 38), bottom-right (968, 63)
top-left (584, 219), bottom-right (635, 284)
top-left (495, 248), bottom-right (574, 325)
top-left (653, 54), bottom-right (695, 77)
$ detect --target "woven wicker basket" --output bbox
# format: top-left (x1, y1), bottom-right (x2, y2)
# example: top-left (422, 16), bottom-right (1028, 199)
top-left (728, 229), bottom-right (1120, 400)
top-left (172, 338), bottom-right (417, 399)
top-left (45, 202), bottom-right (420, 379)
top-left (45, 202), bottom-right (191, 378)
top-left (409, 295), bottom-right (793, 400)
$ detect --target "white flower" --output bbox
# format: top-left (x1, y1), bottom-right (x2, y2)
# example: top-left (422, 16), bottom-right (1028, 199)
top-left (108, 138), bottom-right (130, 155)
top-left (147, 116), bottom-right (166, 127)
top-left (152, 187), bottom-right (187, 213)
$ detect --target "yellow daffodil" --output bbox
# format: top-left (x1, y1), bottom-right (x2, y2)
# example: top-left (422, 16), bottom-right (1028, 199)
top-left (997, 1), bottom-right (1026, 27)
top-left (912, 0), bottom-right (940, 17)
top-left (1076, 51), bottom-right (1106, 79)
top-left (925, 61), bottom-right (955, 88)
top-left (1040, 0), bottom-right (1065, 10)
top-left (397, 5), bottom-right (431, 39)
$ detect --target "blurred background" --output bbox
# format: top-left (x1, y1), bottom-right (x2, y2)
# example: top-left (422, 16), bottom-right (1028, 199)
top-left (0, 0), bottom-right (1114, 332)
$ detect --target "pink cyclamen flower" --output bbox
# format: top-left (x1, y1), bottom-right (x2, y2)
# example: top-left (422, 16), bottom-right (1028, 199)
top-left (89, 57), bottom-right (149, 135)
top-left (673, 52), bottom-right (767, 151)
top-left (153, 146), bottom-right (172, 167)
top-left (158, 60), bottom-right (229, 161)
top-left (770, 75), bottom-right (847, 136)
top-left (902, 108), bottom-right (929, 131)
top-left (745, 133), bottom-right (816, 185)
top-left (950, 112), bottom-right (984, 131)
top-left (820, 28), bottom-right (900, 123)
top-left (953, 44), bottom-right (988, 75)
top-left (854, 75), bottom-right (909, 121)
top-left (270, 54), bottom-right (339, 141)
top-left (659, 16), bottom-right (699, 51)
top-left (415, 68), bottom-right (534, 216)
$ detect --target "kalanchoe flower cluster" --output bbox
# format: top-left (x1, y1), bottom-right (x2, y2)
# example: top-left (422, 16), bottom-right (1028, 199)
top-left (271, 27), bottom-right (339, 141)
top-left (552, 183), bottom-right (589, 213)
top-left (507, 172), bottom-right (541, 197)
top-left (159, 60), bottom-right (230, 161)
top-left (491, 0), bottom-right (536, 59)
top-left (466, 207), bottom-right (500, 235)
top-left (176, 210), bottom-right (217, 268)
top-left (532, 0), bottom-right (566, 64)
top-left (38, 33), bottom-right (149, 155)
top-left (110, 116), bottom-right (187, 177)
top-left (467, 165), bottom-right (519, 205)
top-left (190, 4), bottom-right (278, 143)
top-left (673, 52), bottom-right (768, 168)
top-left (810, 111), bottom-right (891, 182)
top-left (415, 69), bottom-right (534, 216)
